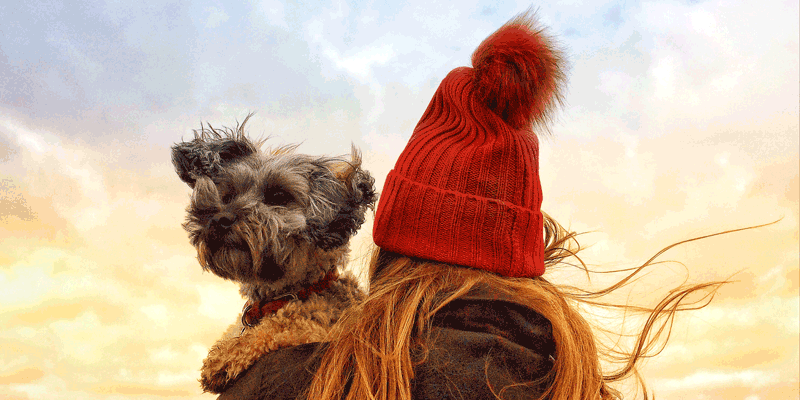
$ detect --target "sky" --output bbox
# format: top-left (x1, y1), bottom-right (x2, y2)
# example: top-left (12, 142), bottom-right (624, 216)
top-left (0, 0), bottom-right (797, 399)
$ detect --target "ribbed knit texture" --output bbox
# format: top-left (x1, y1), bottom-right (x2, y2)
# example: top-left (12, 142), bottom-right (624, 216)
top-left (374, 69), bottom-right (544, 277)
top-left (373, 14), bottom-right (564, 277)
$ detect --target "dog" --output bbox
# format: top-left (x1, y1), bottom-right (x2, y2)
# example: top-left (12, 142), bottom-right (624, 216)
top-left (171, 114), bottom-right (376, 393)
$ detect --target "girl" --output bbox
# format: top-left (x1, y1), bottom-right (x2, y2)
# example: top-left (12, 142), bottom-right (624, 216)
top-left (220, 12), bottom-right (734, 400)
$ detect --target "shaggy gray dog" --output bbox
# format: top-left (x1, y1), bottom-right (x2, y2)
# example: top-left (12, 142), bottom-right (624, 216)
top-left (172, 114), bottom-right (375, 393)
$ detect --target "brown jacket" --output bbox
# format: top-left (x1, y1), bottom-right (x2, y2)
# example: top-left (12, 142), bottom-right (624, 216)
top-left (218, 284), bottom-right (555, 399)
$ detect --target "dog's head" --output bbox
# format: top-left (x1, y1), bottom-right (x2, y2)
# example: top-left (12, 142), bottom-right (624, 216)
top-left (172, 115), bottom-right (376, 300)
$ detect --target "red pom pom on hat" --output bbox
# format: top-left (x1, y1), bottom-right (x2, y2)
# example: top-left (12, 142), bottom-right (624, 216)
top-left (472, 13), bottom-right (566, 131)
top-left (373, 12), bottom-right (566, 277)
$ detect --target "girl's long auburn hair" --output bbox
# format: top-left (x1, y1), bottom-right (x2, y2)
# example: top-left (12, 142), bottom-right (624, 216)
top-left (304, 213), bottom-right (768, 400)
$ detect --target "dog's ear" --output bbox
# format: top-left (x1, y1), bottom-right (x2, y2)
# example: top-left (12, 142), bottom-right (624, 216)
top-left (172, 126), bottom-right (258, 187)
top-left (337, 146), bottom-right (378, 213)
top-left (307, 147), bottom-right (377, 250)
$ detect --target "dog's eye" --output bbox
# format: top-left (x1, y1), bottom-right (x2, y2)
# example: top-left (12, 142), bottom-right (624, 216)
top-left (263, 187), bottom-right (294, 206)
top-left (219, 187), bottom-right (232, 203)
top-left (216, 182), bottom-right (234, 203)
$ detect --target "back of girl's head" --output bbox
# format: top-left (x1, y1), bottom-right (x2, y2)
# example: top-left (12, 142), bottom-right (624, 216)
top-left (372, 10), bottom-right (566, 279)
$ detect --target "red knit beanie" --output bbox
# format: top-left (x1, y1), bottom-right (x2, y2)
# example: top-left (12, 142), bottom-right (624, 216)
top-left (373, 13), bottom-right (566, 277)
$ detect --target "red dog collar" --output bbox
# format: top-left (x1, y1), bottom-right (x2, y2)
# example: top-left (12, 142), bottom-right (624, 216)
top-left (241, 269), bottom-right (340, 329)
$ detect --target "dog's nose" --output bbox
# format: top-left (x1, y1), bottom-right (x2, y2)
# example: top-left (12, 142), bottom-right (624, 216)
top-left (211, 212), bottom-right (237, 230)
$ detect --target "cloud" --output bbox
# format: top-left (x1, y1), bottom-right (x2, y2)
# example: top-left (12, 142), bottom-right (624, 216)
top-left (0, 258), bottom-right (57, 307)
top-left (196, 283), bottom-right (242, 321)
top-left (0, 368), bottom-right (45, 385)
top-left (0, 118), bottom-right (113, 233)
top-left (254, 0), bottom-right (288, 29)
top-left (655, 369), bottom-right (779, 391)
top-left (0, 179), bottom-right (36, 222)
top-left (45, 35), bottom-right (105, 82)
top-left (204, 6), bottom-right (230, 28)
top-left (6, 298), bottom-right (121, 326)
top-left (91, 384), bottom-right (192, 397)
top-left (323, 43), bottom-right (396, 84)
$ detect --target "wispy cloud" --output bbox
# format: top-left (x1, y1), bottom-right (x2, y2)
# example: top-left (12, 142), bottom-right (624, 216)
top-left (0, 1), bottom-right (797, 399)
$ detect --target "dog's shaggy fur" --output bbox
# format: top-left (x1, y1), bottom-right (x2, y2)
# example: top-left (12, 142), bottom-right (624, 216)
top-left (172, 115), bottom-right (376, 393)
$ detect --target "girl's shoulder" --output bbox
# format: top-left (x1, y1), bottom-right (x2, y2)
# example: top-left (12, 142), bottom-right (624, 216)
top-left (413, 284), bottom-right (555, 399)
top-left (218, 342), bottom-right (323, 400)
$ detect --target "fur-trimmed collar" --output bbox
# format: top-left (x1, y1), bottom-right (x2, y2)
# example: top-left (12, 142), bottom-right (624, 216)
top-left (200, 272), bottom-right (363, 394)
